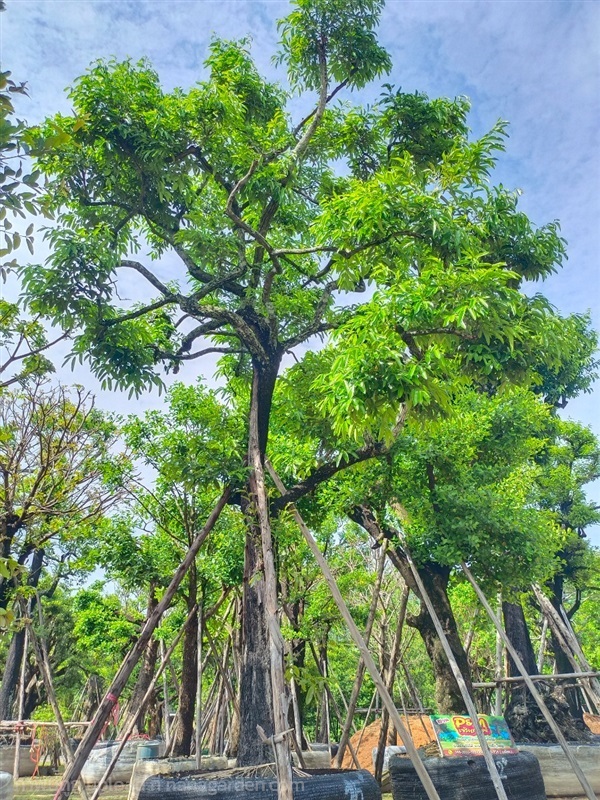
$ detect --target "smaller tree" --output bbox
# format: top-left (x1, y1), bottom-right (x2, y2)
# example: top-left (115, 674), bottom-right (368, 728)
top-left (0, 381), bottom-right (124, 719)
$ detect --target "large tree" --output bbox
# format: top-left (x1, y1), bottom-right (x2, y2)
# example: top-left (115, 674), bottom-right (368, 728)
top-left (22, 0), bottom-right (586, 768)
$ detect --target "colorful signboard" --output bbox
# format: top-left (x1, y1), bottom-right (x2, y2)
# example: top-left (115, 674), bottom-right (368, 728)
top-left (430, 714), bottom-right (518, 757)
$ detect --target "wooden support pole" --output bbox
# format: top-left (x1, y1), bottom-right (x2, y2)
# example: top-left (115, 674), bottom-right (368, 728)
top-left (375, 583), bottom-right (408, 783)
top-left (13, 621), bottom-right (28, 782)
top-left (308, 640), bottom-right (361, 770)
top-left (160, 640), bottom-right (170, 742)
top-left (399, 550), bottom-right (509, 800)
top-left (195, 602), bottom-right (203, 769)
top-left (464, 564), bottom-right (597, 800)
top-left (537, 617), bottom-right (548, 673)
top-left (29, 602), bottom-right (89, 800)
top-left (494, 594), bottom-right (503, 716)
top-left (267, 462), bottom-right (443, 800)
top-left (334, 545), bottom-right (386, 768)
top-left (53, 486), bottom-right (230, 800)
top-left (473, 671), bottom-right (600, 689)
top-left (89, 604), bottom-right (198, 800)
top-left (532, 585), bottom-right (600, 713)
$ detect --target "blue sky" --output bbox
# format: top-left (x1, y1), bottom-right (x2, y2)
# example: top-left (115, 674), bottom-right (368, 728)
top-left (2, 0), bottom-right (599, 538)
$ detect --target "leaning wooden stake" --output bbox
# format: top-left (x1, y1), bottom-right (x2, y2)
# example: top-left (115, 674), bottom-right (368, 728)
top-left (89, 604), bottom-right (198, 800)
top-left (532, 585), bottom-right (600, 712)
top-left (13, 621), bottom-right (28, 782)
top-left (29, 604), bottom-right (89, 800)
top-left (494, 594), bottom-right (503, 716)
top-left (160, 640), bottom-right (170, 742)
top-left (53, 486), bottom-right (230, 800)
top-left (464, 564), bottom-right (597, 800)
top-left (249, 436), bottom-right (293, 800)
top-left (334, 546), bottom-right (386, 768)
top-left (537, 616), bottom-right (548, 673)
top-left (400, 550), bottom-right (509, 800)
top-left (267, 462), bottom-right (442, 800)
top-left (195, 602), bottom-right (203, 769)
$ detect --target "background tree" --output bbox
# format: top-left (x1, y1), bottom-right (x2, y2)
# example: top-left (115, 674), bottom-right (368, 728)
top-left (0, 381), bottom-right (123, 718)
top-left (119, 380), bottom-right (245, 754)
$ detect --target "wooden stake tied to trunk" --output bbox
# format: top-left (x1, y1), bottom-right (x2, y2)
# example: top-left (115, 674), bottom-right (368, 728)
top-left (267, 462), bottom-right (443, 800)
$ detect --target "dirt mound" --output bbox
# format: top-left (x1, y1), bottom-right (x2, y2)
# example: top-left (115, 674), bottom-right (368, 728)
top-left (584, 712), bottom-right (600, 734)
top-left (340, 716), bottom-right (435, 772)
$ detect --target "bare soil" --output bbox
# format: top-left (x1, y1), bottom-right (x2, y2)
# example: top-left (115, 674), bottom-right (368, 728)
top-left (340, 715), bottom-right (436, 772)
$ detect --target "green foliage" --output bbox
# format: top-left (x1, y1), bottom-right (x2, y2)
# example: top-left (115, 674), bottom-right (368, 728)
top-left (0, 382), bottom-right (124, 613)
top-left (0, 70), bottom-right (59, 388)
top-left (277, 0), bottom-right (391, 90)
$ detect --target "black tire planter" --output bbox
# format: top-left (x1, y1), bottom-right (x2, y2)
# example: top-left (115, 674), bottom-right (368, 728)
top-left (389, 751), bottom-right (546, 800)
top-left (138, 768), bottom-right (381, 800)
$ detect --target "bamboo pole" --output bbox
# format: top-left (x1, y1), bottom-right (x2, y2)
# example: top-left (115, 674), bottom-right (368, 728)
top-left (375, 584), bottom-right (408, 783)
top-left (195, 602), bottom-right (203, 769)
top-left (204, 627), bottom-right (239, 716)
top-left (160, 640), bottom-right (170, 742)
top-left (267, 463), bottom-right (443, 800)
top-left (307, 640), bottom-right (361, 769)
top-left (532, 585), bottom-right (600, 712)
top-left (13, 622), bottom-right (28, 782)
top-left (464, 564), bottom-right (597, 800)
top-left (0, 721), bottom-right (91, 730)
top-left (53, 486), bottom-right (230, 800)
top-left (472, 671), bottom-right (600, 688)
top-left (89, 604), bottom-right (198, 800)
top-left (398, 550), bottom-right (509, 800)
top-left (334, 545), bottom-right (386, 767)
top-left (494, 594), bottom-right (503, 716)
top-left (537, 617), bottom-right (548, 673)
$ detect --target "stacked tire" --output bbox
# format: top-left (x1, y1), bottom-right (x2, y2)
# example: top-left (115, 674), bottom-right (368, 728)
top-left (389, 752), bottom-right (546, 800)
top-left (138, 768), bottom-right (381, 800)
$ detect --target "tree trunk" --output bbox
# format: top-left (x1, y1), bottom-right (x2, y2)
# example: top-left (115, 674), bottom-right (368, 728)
top-left (238, 357), bottom-right (294, 800)
top-left (548, 576), bottom-right (585, 719)
top-left (121, 585), bottom-right (159, 735)
top-left (503, 596), bottom-right (590, 742)
top-left (238, 527), bottom-right (275, 765)
top-left (0, 516), bottom-right (22, 611)
top-left (503, 600), bottom-right (537, 694)
top-left (408, 564), bottom-right (473, 713)
top-left (172, 573), bottom-right (198, 756)
top-left (0, 548), bottom-right (44, 718)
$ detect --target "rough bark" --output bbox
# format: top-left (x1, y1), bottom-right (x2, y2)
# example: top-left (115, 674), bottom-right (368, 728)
top-left (171, 572), bottom-right (198, 756)
top-left (238, 358), bottom-right (286, 768)
top-left (503, 600), bottom-right (537, 703)
top-left (238, 517), bottom-right (276, 765)
top-left (409, 564), bottom-right (473, 713)
top-left (503, 597), bottom-right (590, 743)
top-left (0, 515), bottom-right (21, 610)
top-left (548, 575), bottom-right (585, 719)
top-left (0, 548), bottom-right (44, 718)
